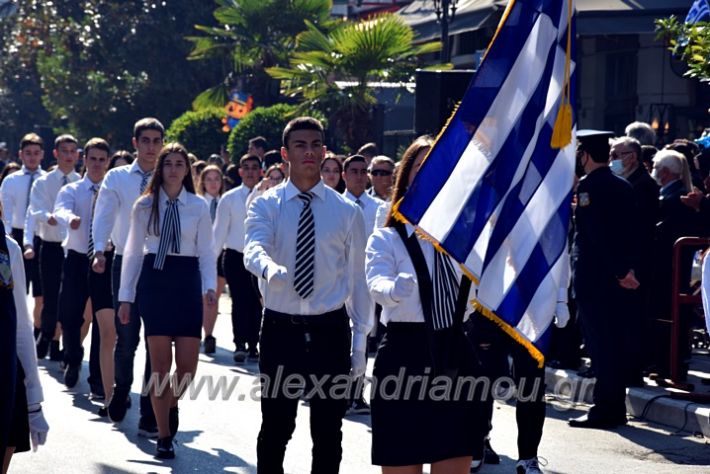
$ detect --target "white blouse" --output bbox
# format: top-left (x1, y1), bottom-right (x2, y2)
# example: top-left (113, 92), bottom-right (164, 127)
top-left (118, 187), bottom-right (217, 303)
top-left (365, 224), bottom-right (475, 325)
top-left (7, 234), bottom-right (43, 405)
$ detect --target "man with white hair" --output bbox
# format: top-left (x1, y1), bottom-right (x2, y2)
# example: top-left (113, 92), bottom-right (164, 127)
top-left (649, 150), bottom-right (700, 377)
top-left (625, 121), bottom-right (656, 147)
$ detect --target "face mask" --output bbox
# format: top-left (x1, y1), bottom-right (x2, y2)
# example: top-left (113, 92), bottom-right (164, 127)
top-left (651, 169), bottom-right (662, 185)
top-left (609, 159), bottom-right (624, 175)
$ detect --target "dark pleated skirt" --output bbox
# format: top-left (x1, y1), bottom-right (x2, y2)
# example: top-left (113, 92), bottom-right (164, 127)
top-left (371, 322), bottom-right (483, 466)
top-left (137, 254), bottom-right (202, 338)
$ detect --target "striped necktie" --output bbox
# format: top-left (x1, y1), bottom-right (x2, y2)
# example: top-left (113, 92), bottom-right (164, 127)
top-left (293, 192), bottom-right (315, 299)
top-left (87, 184), bottom-right (99, 259)
top-left (153, 198), bottom-right (181, 270)
top-left (210, 197), bottom-right (218, 222)
top-left (139, 171), bottom-right (152, 193)
top-left (61, 174), bottom-right (68, 186)
top-left (25, 170), bottom-right (39, 211)
top-left (431, 250), bottom-right (459, 330)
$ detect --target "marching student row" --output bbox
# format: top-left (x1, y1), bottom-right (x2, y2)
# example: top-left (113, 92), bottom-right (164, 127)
top-left (0, 116), bottom-right (547, 474)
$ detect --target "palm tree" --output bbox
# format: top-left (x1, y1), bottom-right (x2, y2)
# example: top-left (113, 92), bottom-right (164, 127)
top-left (267, 13), bottom-right (448, 150)
top-left (187, 0), bottom-right (334, 108)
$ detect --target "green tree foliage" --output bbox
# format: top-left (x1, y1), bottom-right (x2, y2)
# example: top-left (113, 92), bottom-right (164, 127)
top-left (1, 1), bottom-right (222, 148)
top-left (267, 13), bottom-right (447, 150)
top-left (226, 103), bottom-right (325, 163)
top-left (187, 0), bottom-right (333, 109)
top-left (656, 16), bottom-right (710, 82)
top-left (166, 108), bottom-right (226, 161)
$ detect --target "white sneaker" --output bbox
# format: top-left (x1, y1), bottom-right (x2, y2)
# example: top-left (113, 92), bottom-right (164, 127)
top-left (516, 457), bottom-right (547, 474)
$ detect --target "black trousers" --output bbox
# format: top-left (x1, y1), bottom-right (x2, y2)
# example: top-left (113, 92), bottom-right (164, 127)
top-left (466, 314), bottom-right (546, 460)
top-left (257, 308), bottom-right (351, 474)
top-left (10, 229), bottom-right (42, 296)
top-left (576, 288), bottom-right (628, 422)
top-left (39, 240), bottom-right (64, 339)
top-left (111, 254), bottom-right (155, 423)
top-left (58, 251), bottom-right (91, 367)
top-left (223, 249), bottom-right (262, 348)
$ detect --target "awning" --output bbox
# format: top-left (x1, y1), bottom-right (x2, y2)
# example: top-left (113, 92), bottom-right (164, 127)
top-left (400, 0), bottom-right (691, 41)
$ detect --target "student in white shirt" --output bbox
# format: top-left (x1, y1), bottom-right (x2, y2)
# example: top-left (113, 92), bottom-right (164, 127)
top-left (0, 133), bottom-right (45, 335)
top-left (118, 143), bottom-right (216, 459)
top-left (213, 154), bottom-right (263, 363)
top-left (54, 138), bottom-right (115, 410)
top-left (244, 117), bottom-right (373, 473)
top-left (0, 219), bottom-right (49, 472)
top-left (341, 154), bottom-right (382, 415)
top-left (365, 135), bottom-right (482, 474)
top-left (195, 164), bottom-right (225, 354)
top-left (28, 134), bottom-right (80, 362)
top-left (91, 118), bottom-right (163, 435)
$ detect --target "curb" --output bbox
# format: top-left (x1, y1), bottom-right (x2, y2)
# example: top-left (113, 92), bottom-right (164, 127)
top-left (544, 367), bottom-right (710, 438)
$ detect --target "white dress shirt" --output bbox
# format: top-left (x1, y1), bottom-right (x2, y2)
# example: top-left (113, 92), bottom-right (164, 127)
top-left (374, 199), bottom-right (390, 228)
top-left (366, 224), bottom-right (475, 325)
top-left (0, 166), bottom-right (46, 230)
top-left (92, 161), bottom-right (151, 255)
top-left (343, 190), bottom-right (383, 237)
top-left (26, 168), bottom-right (80, 244)
top-left (213, 184), bottom-right (252, 254)
top-left (244, 179), bottom-right (373, 352)
top-left (7, 234), bottom-right (44, 405)
top-left (54, 176), bottom-right (102, 254)
top-left (119, 187), bottom-right (217, 303)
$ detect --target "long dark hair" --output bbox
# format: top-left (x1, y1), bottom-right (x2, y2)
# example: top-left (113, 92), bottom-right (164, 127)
top-left (384, 135), bottom-right (433, 227)
top-left (145, 143), bottom-right (195, 236)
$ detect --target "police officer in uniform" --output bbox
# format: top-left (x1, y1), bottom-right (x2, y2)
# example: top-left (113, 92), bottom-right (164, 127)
top-left (569, 130), bottom-right (639, 429)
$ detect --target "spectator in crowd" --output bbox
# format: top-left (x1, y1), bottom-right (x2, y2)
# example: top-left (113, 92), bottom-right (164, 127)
top-left (367, 155), bottom-right (395, 202)
top-left (248, 136), bottom-right (268, 161)
top-left (625, 121), bottom-right (656, 146)
top-left (640, 145), bottom-right (658, 174)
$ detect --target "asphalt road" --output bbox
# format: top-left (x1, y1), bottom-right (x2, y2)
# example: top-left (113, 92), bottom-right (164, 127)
top-left (9, 295), bottom-right (710, 473)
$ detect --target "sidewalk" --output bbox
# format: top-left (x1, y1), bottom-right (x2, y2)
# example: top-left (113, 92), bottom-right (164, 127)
top-left (545, 350), bottom-right (710, 438)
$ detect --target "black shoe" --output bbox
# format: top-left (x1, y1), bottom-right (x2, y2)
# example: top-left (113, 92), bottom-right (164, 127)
top-left (49, 341), bottom-right (63, 361)
top-left (107, 390), bottom-right (130, 423)
top-left (348, 398), bottom-right (370, 415)
top-left (568, 414), bottom-right (624, 429)
top-left (64, 365), bottom-right (80, 388)
top-left (36, 336), bottom-right (50, 359)
top-left (233, 345), bottom-right (247, 364)
top-left (138, 417), bottom-right (159, 438)
top-left (484, 439), bottom-right (500, 464)
top-left (169, 406), bottom-right (179, 437)
top-left (155, 436), bottom-right (175, 460)
top-left (97, 406), bottom-right (108, 418)
top-left (247, 347), bottom-right (259, 362)
top-left (203, 335), bottom-right (216, 354)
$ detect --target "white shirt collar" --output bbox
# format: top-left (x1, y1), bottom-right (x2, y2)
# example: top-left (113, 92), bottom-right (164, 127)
top-left (158, 186), bottom-right (187, 205)
top-left (284, 179), bottom-right (326, 202)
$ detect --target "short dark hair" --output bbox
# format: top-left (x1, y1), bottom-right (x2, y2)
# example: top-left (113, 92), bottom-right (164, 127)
top-left (83, 137), bottom-right (110, 157)
top-left (239, 154), bottom-right (262, 168)
top-left (55, 134), bottom-right (79, 149)
top-left (133, 117), bottom-right (165, 140)
top-left (357, 142), bottom-right (378, 158)
top-left (20, 133), bottom-right (44, 150)
top-left (343, 154), bottom-right (367, 172)
top-left (282, 117), bottom-right (324, 148)
top-left (249, 136), bottom-right (268, 150)
top-left (262, 150), bottom-right (282, 169)
top-left (109, 150), bottom-right (134, 169)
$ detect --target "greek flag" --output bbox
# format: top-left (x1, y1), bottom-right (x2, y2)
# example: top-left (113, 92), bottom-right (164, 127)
top-left (395, 0), bottom-right (576, 366)
top-left (686, 0), bottom-right (710, 24)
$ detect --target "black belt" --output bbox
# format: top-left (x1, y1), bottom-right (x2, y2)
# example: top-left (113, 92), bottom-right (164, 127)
top-left (263, 307), bottom-right (347, 326)
top-left (40, 240), bottom-right (62, 247)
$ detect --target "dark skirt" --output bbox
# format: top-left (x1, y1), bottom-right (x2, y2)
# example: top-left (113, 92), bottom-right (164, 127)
top-left (136, 254), bottom-right (202, 338)
top-left (371, 322), bottom-right (483, 466)
top-left (89, 249), bottom-right (114, 312)
top-left (8, 363), bottom-right (29, 453)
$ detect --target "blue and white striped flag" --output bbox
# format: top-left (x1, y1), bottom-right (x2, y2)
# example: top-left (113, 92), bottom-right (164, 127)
top-left (686, 0), bottom-right (710, 24)
top-left (395, 0), bottom-right (576, 366)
